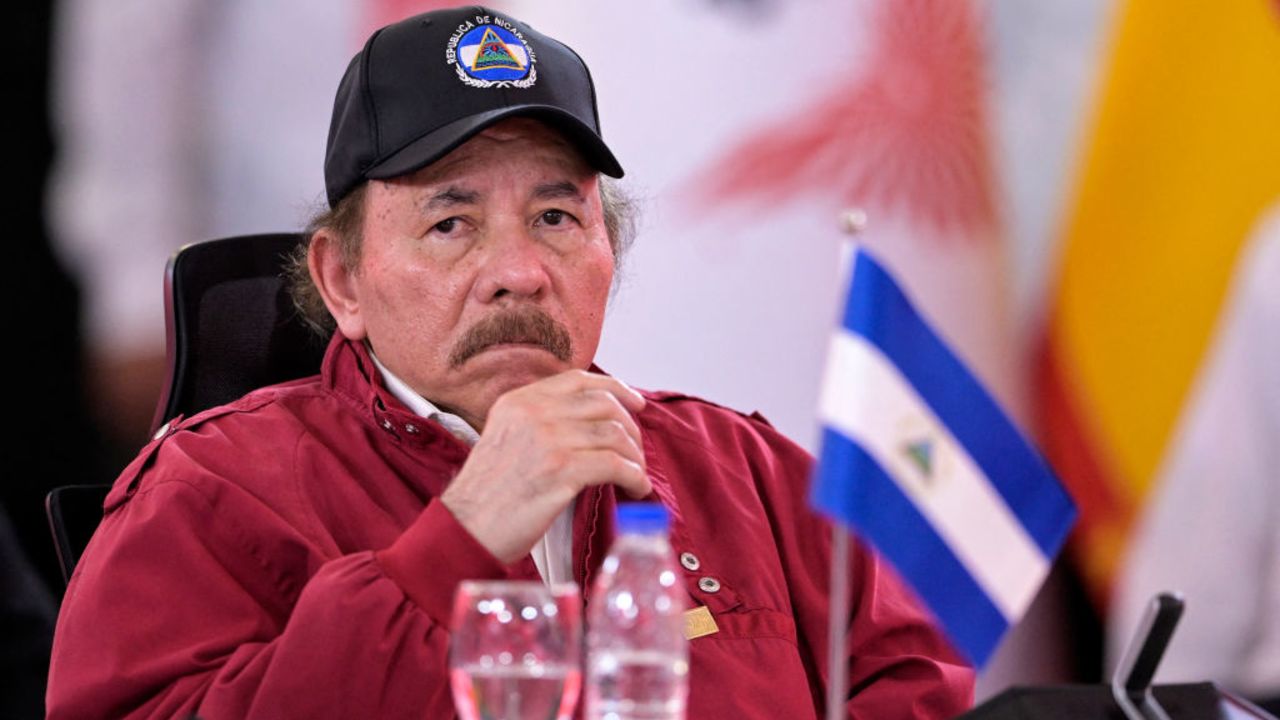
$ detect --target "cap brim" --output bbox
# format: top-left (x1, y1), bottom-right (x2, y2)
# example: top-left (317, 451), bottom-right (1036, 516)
top-left (364, 105), bottom-right (624, 182)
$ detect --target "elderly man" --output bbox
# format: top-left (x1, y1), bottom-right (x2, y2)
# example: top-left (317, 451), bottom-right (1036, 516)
top-left (48, 7), bottom-right (972, 718)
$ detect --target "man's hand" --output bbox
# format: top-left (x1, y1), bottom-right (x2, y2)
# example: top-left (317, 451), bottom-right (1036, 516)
top-left (440, 371), bottom-right (650, 564)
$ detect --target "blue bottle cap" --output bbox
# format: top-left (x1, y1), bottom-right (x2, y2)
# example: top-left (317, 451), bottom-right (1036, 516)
top-left (616, 502), bottom-right (670, 534)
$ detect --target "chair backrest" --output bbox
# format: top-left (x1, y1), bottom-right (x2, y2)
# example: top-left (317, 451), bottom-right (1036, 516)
top-left (152, 232), bottom-right (330, 431)
top-left (48, 233), bottom-right (329, 586)
top-left (45, 484), bottom-right (112, 585)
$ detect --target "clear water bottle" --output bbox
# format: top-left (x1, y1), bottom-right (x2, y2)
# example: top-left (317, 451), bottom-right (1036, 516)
top-left (585, 503), bottom-right (689, 720)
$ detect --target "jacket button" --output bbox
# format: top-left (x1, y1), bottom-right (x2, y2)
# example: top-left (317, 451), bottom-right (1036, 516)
top-left (381, 419), bottom-right (394, 431)
top-left (405, 423), bottom-right (419, 435)
top-left (152, 421), bottom-right (171, 441)
top-left (680, 552), bottom-right (701, 571)
top-left (698, 577), bottom-right (721, 593)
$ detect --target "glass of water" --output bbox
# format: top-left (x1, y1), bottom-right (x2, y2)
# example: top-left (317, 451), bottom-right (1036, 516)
top-left (450, 580), bottom-right (582, 720)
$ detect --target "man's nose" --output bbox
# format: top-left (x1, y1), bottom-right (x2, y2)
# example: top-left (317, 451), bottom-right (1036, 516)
top-left (472, 225), bottom-right (552, 302)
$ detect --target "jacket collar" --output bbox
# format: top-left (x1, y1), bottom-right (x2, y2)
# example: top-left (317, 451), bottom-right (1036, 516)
top-left (320, 333), bottom-right (470, 460)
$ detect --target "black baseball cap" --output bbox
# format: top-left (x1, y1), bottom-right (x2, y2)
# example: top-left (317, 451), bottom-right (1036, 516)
top-left (324, 6), bottom-right (625, 207)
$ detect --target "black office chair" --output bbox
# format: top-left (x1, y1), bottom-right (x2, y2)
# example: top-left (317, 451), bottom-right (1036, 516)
top-left (45, 484), bottom-right (113, 584)
top-left (152, 232), bottom-right (328, 428)
top-left (46, 233), bottom-right (329, 585)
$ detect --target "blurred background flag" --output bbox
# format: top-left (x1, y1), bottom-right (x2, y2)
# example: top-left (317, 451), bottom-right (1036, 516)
top-left (1110, 206), bottom-right (1280, 701)
top-left (1037, 0), bottom-right (1280, 609)
top-left (812, 246), bottom-right (1076, 667)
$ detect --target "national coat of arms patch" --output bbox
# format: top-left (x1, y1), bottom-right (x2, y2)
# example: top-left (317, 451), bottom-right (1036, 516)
top-left (445, 14), bottom-right (537, 89)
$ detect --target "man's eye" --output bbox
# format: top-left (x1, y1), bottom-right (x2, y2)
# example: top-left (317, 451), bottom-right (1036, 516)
top-left (433, 217), bottom-right (460, 233)
top-left (540, 210), bottom-right (569, 226)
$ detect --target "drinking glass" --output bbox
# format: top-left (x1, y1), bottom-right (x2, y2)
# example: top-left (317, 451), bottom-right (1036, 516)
top-left (450, 580), bottom-right (582, 720)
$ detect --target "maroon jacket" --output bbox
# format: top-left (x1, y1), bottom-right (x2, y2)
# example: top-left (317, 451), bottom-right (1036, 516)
top-left (48, 336), bottom-right (972, 718)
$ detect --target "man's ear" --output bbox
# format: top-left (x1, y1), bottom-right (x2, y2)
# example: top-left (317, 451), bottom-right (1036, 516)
top-left (308, 228), bottom-right (367, 341)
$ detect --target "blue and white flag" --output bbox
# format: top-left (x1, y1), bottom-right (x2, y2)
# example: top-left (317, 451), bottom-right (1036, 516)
top-left (811, 247), bottom-right (1076, 668)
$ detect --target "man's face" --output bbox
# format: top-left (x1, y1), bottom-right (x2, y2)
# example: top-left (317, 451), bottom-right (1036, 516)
top-left (334, 118), bottom-right (615, 428)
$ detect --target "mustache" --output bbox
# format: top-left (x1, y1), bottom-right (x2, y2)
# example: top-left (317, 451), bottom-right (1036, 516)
top-left (448, 308), bottom-right (573, 368)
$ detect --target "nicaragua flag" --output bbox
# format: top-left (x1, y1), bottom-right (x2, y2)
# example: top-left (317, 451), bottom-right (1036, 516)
top-left (811, 246), bottom-right (1076, 668)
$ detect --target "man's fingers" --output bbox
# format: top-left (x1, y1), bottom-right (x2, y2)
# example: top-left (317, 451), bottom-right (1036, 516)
top-left (608, 378), bottom-right (646, 413)
top-left (565, 450), bottom-right (651, 499)
top-left (564, 390), bottom-right (644, 449)
top-left (543, 371), bottom-right (645, 413)
top-left (570, 418), bottom-right (645, 466)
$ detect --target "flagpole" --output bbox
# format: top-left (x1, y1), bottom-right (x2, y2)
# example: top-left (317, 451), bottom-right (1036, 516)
top-left (825, 208), bottom-right (866, 720)
top-left (824, 204), bottom-right (865, 712)
top-left (826, 524), bottom-right (850, 720)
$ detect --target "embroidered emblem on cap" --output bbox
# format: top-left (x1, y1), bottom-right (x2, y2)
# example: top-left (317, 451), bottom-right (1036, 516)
top-left (445, 14), bottom-right (537, 89)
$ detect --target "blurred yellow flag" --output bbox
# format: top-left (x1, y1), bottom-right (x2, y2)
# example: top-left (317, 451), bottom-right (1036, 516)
top-left (1039, 0), bottom-right (1280, 604)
